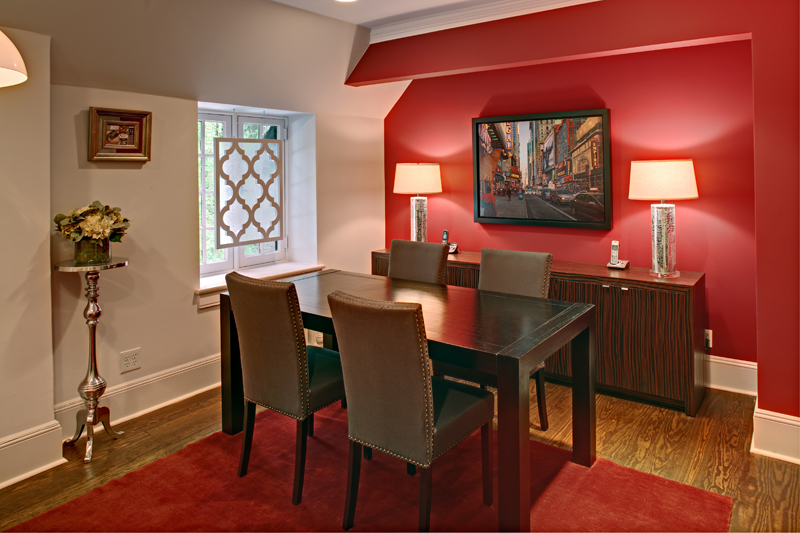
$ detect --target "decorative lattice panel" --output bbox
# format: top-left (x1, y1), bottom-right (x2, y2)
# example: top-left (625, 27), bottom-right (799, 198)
top-left (214, 138), bottom-right (283, 249)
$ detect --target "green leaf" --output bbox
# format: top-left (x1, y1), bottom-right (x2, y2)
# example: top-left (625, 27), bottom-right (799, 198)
top-left (54, 214), bottom-right (66, 223)
top-left (90, 200), bottom-right (103, 208)
top-left (109, 234), bottom-right (122, 242)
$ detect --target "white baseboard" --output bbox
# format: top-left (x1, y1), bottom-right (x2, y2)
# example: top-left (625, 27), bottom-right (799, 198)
top-left (751, 402), bottom-right (800, 465)
top-left (704, 354), bottom-right (757, 396)
top-left (0, 421), bottom-right (66, 490)
top-left (55, 353), bottom-right (221, 441)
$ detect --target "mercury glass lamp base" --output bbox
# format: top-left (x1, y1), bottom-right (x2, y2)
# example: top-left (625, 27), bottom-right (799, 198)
top-left (410, 196), bottom-right (428, 242)
top-left (650, 203), bottom-right (680, 278)
top-left (650, 269), bottom-right (680, 278)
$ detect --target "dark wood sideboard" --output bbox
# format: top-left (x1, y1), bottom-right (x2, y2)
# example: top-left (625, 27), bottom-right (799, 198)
top-left (371, 249), bottom-right (707, 416)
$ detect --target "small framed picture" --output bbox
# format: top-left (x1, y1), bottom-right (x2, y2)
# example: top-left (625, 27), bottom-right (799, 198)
top-left (88, 107), bottom-right (152, 162)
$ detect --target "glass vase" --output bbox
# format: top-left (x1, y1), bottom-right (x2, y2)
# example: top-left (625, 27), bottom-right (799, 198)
top-left (74, 239), bottom-right (111, 265)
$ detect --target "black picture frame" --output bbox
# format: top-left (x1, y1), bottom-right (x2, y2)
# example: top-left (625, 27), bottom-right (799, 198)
top-left (473, 108), bottom-right (612, 230)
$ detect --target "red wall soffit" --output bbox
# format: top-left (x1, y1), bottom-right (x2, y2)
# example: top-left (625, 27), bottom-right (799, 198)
top-left (347, 33), bottom-right (752, 87)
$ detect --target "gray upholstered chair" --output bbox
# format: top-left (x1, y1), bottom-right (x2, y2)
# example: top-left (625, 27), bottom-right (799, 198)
top-left (366, 238), bottom-right (448, 463)
top-left (478, 248), bottom-right (553, 430)
top-left (327, 291), bottom-right (493, 532)
top-left (225, 272), bottom-right (346, 505)
top-left (387, 239), bottom-right (448, 285)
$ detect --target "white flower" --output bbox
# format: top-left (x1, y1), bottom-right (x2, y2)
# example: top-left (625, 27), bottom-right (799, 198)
top-left (79, 214), bottom-right (114, 240)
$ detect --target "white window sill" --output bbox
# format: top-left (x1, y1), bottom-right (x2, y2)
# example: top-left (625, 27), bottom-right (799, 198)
top-left (194, 262), bottom-right (325, 309)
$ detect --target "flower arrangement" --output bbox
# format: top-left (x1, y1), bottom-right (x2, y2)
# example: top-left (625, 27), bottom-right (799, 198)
top-left (53, 201), bottom-right (131, 242)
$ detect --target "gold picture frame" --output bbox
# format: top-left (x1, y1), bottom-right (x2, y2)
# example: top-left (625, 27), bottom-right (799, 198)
top-left (88, 107), bottom-right (152, 162)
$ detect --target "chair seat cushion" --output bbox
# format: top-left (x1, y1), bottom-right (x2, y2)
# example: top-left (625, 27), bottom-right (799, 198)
top-left (307, 346), bottom-right (346, 412)
top-left (431, 377), bottom-right (494, 460)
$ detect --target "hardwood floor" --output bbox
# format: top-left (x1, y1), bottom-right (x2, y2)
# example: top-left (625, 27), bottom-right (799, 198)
top-left (0, 385), bottom-right (797, 532)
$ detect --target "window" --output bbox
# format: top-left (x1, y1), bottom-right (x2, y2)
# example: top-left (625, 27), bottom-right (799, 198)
top-left (198, 112), bottom-right (288, 275)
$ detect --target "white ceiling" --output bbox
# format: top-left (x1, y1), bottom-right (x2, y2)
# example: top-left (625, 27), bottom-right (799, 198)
top-left (272, 0), bottom-right (601, 42)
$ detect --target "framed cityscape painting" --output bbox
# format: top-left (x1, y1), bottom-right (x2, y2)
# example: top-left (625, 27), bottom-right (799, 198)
top-left (473, 108), bottom-right (612, 229)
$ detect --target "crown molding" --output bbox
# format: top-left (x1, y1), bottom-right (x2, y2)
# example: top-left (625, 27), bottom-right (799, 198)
top-left (369, 0), bottom-right (601, 44)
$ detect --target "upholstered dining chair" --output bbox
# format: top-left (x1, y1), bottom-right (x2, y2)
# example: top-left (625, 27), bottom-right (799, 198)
top-left (327, 291), bottom-right (494, 532)
top-left (366, 238), bottom-right (449, 464)
top-left (225, 272), bottom-right (346, 506)
top-left (478, 248), bottom-right (554, 430)
top-left (387, 239), bottom-right (449, 285)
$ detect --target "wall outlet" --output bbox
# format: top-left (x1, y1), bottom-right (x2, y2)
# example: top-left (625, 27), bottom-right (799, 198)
top-left (120, 348), bottom-right (142, 374)
top-left (704, 329), bottom-right (713, 350)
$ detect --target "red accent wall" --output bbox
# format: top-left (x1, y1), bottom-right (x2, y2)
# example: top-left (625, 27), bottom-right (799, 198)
top-left (364, 0), bottom-right (799, 417)
top-left (386, 40), bottom-right (755, 359)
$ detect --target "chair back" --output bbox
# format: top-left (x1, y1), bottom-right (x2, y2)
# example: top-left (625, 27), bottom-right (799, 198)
top-left (478, 248), bottom-right (553, 298)
top-left (327, 291), bottom-right (435, 466)
top-left (225, 272), bottom-right (310, 420)
top-left (387, 239), bottom-right (448, 285)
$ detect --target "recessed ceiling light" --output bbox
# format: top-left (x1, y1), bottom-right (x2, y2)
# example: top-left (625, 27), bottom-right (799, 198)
top-left (335, 0), bottom-right (357, 3)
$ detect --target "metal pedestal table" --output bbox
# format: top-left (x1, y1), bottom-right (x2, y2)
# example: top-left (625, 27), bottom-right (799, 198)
top-left (54, 257), bottom-right (128, 462)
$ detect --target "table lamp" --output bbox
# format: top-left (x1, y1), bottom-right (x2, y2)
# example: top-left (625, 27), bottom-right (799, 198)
top-left (393, 163), bottom-right (442, 242)
top-left (629, 159), bottom-right (698, 278)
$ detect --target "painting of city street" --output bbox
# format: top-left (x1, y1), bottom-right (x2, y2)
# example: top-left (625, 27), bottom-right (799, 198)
top-left (473, 109), bottom-right (611, 229)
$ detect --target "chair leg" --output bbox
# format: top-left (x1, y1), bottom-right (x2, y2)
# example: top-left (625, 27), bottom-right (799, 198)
top-left (343, 440), bottom-right (362, 531)
top-left (480, 422), bottom-right (493, 506)
top-left (292, 417), bottom-right (310, 505)
top-left (238, 401), bottom-right (256, 477)
top-left (407, 462), bottom-right (416, 476)
top-left (419, 466), bottom-right (432, 532)
top-left (363, 446), bottom-right (372, 460)
top-left (308, 413), bottom-right (314, 437)
top-left (534, 370), bottom-right (549, 431)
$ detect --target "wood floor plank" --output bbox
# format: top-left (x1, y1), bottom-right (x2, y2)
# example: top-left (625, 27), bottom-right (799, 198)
top-left (731, 450), bottom-right (800, 532)
top-left (682, 391), bottom-right (753, 497)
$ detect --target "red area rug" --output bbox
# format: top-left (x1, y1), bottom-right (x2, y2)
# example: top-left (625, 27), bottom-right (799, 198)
top-left (13, 405), bottom-right (732, 532)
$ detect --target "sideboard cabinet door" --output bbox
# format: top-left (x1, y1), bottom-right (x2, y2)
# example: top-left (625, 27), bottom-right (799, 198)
top-left (548, 277), bottom-right (693, 411)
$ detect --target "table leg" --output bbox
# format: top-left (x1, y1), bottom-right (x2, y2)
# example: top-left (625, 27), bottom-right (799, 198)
top-left (67, 270), bottom-right (124, 462)
top-left (322, 333), bottom-right (338, 351)
top-left (496, 355), bottom-right (531, 532)
top-left (97, 406), bottom-right (123, 437)
top-left (570, 324), bottom-right (596, 467)
top-left (221, 293), bottom-right (244, 435)
top-left (65, 409), bottom-right (87, 446)
top-left (65, 405), bottom-right (124, 461)
top-left (85, 408), bottom-right (95, 462)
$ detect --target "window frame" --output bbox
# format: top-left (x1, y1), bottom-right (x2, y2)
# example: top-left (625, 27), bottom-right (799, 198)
top-left (198, 111), bottom-right (288, 276)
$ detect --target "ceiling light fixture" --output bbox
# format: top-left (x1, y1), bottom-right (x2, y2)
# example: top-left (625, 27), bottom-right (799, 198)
top-left (0, 30), bottom-right (27, 88)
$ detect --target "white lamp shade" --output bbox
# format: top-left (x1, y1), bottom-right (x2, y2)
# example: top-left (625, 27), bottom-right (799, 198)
top-left (0, 30), bottom-right (27, 87)
top-left (393, 163), bottom-right (442, 195)
top-left (628, 160), bottom-right (698, 201)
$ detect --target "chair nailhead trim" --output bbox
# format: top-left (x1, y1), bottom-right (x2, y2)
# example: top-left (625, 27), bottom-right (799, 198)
top-left (245, 394), bottom-right (346, 421)
top-left (431, 419), bottom-right (491, 463)
top-left (245, 397), bottom-right (302, 420)
top-left (437, 245), bottom-right (448, 285)
top-left (349, 436), bottom-right (430, 468)
top-left (543, 253), bottom-right (553, 297)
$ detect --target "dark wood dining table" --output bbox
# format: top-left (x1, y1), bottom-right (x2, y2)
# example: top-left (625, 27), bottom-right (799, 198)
top-left (219, 269), bottom-right (596, 532)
